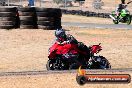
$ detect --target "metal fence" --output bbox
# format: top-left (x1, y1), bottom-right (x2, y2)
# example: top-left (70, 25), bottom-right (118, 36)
top-left (1, 0), bottom-right (132, 13)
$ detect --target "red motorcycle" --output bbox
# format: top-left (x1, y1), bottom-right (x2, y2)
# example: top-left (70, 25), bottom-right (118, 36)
top-left (46, 42), bottom-right (111, 70)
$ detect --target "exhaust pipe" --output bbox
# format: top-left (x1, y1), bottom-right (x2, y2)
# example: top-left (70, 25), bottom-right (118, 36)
top-left (109, 15), bottom-right (116, 20)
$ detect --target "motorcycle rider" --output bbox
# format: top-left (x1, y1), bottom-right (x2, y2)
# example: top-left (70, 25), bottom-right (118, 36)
top-left (115, 0), bottom-right (132, 17)
top-left (116, 3), bottom-right (127, 17)
top-left (54, 28), bottom-right (90, 67)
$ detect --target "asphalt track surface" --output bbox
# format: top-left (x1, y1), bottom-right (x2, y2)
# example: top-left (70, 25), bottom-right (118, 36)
top-left (62, 22), bottom-right (132, 29)
top-left (0, 68), bottom-right (132, 76)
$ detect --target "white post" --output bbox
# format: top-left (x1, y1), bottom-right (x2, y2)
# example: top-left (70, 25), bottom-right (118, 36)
top-left (8, 0), bottom-right (9, 6)
top-left (19, 0), bottom-right (22, 6)
top-left (39, 0), bottom-right (41, 7)
top-left (64, 0), bottom-right (66, 8)
top-left (80, 1), bottom-right (82, 10)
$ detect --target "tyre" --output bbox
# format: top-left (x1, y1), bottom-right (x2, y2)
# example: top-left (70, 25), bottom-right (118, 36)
top-left (98, 13), bottom-right (104, 18)
top-left (82, 11), bottom-right (87, 16)
top-left (38, 25), bottom-right (55, 30)
top-left (76, 75), bottom-right (87, 85)
top-left (19, 16), bottom-right (37, 28)
top-left (17, 7), bottom-right (35, 12)
top-left (54, 17), bottom-right (61, 28)
top-left (49, 8), bottom-right (62, 17)
top-left (0, 7), bottom-right (17, 12)
top-left (19, 16), bottom-right (36, 21)
top-left (0, 17), bottom-right (16, 21)
top-left (54, 23), bottom-right (61, 29)
top-left (46, 59), bottom-right (56, 70)
top-left (54, 26), bottom-right (62, 29)
top-left (89, 12), bottom-right (94, 17)
top-left (36, 12), bottom-right (51, 17)
top-left (54, 19), bottom-right (61, 25)
top-left (94, 56), bottom-right (111, 69)
top-left (0, 21), bottom-right (16, 25)
top-left (20, 21), bottom-right (36, 25)
top-left (0, 12), bottom-right (17, 17)
top-left (85, 11), bottom-right (90, 17)
top-left (61, 9), bottom-right (67, 14)
top-left (0, 25), bottom-right (15, 29)
top-left (126, 15), bottom-right (131, 25)
top-left (104, 13), bottom-right (110, 18)
top-left (54, 17), bottom-right (61, 21)
top-left (37, 21), bottom-right (54, 26)
top-left (35, 7), bottom-right (52, 12)
top-left (113, 20), bottom-right (119, 24)
top-left (36, 8), bottom-right (62, 17)
top-left (20, 25), bottom-right (37, 29)
top-left (37, 17), bottom-right (54, 21)
top-left (69, 63), bottom-right (80, 70)
top-left (18, 11), bottom-right (36, 16)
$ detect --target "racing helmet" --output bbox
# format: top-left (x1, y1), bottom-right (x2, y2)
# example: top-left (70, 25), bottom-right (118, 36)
top-left (118, 4), bottom-right (123, 9)
top-left (55, 28), bottom-right (66, 40)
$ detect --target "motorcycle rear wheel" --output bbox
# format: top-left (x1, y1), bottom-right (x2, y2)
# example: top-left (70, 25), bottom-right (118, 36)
top-left (126, 16), bottom-right (131, 25)
top-left (98, 56), bottom-right (111, 69)
top-left (91, 56), bottom-right (111, 69)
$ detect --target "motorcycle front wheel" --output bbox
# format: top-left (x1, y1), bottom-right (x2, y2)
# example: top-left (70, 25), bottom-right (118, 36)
top-left (46, 59), bottom-right (55, 70)
top-left (46, 58), bottom-right (69, 70)
top-left (113, 20), bottom-right (119, 24)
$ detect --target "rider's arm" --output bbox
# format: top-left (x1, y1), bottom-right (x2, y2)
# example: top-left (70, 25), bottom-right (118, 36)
top-left (66, 34), bottom-right (78, 44)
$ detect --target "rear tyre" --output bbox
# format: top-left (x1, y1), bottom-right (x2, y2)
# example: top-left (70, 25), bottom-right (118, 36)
top-left (126, 15), bottom-right (131, 25)
top-left (94, 56), bottom-right (111, 69)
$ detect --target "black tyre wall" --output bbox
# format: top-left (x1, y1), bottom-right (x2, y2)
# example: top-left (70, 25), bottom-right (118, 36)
top-left (0, 7), bottom-right (62, 29)
top-left (36, 7), bottom-right (62, 30)
top-left (18, 7), bottom-right (37, 29)
top-left (0, 7), bottom-right (18, 29)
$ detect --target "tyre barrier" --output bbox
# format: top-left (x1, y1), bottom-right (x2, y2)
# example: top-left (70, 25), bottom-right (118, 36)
top-left (0, 7), bottom-right (62, 30)
top-left (36, 7), bottom-right (62, 30)
top-left (61, 9), bottom-right (112, 19)
top-left (18, 7), bottom-right (37, 29)
top-left (0, 7), bottom-right (18, 29)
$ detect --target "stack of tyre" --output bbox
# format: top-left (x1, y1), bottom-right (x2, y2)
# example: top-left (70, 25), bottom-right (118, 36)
top-left (0, 7), bottom-right (18, 29)
top-left (17, 7), bottom-right (37, 29)
top-left (36, 8), bottom-right (62, 30)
